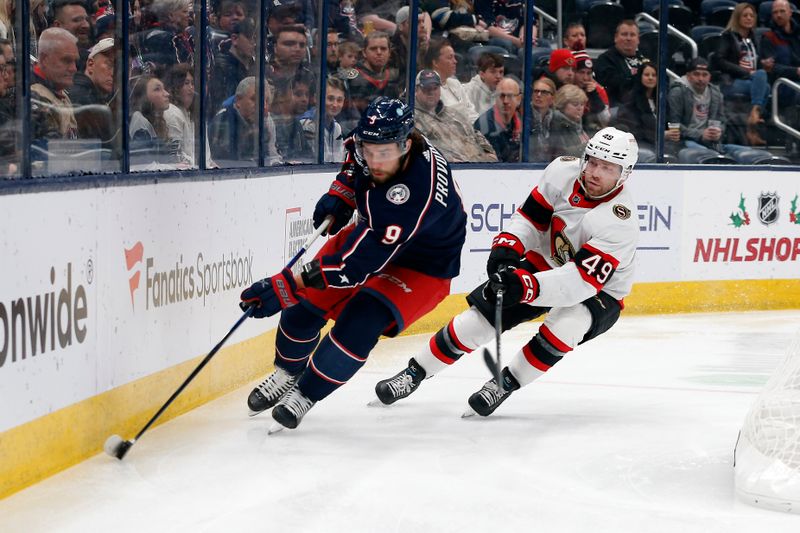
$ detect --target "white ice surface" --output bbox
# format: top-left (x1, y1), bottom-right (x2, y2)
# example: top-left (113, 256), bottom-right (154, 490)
top-left (3, 311), bottom-right (800, 532)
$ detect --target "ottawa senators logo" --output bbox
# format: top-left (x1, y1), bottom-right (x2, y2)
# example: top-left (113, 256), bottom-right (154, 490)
top-left (613, 204), bottom-right (631, 220)
top-left (550, 216), bottom-right (575, 266)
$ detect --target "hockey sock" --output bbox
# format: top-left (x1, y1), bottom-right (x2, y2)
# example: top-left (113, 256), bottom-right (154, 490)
top-left (298, 292), bottom-right (395, 402)
top-left (417, 306), bottom-right (496, 376)
top-left (509, 328), bottom-right (572, 387)
top-left (274, 304), bottom-right (325, 374)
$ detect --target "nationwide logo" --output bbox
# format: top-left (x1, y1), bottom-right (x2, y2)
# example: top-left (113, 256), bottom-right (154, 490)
top-left (124, 241), bottom-right (144, 309)
top-left (0, 263), bottom-right (89, 369)
top-left (729, 194), bottom-right (750, 228)
top-left (124, 243), bottom-right (254, 311)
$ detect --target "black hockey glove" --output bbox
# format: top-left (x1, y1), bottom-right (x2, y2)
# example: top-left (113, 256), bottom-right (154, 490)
top-left (487, 232), bottom-right (524, 277)
top-left (240, 268), bottom-right (300, 318)
top-left (313, 180), bottom-right (355, 236)
top-left (484, 267), bottom-right (540, 307)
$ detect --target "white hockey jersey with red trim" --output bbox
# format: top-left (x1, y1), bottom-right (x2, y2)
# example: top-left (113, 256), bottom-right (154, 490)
top-left (504, 156), bottom-right (639, 307)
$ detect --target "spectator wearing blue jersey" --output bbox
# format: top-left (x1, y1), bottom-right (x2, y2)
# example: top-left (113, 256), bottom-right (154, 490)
top-left (240, 97), bottom-right (467, 432)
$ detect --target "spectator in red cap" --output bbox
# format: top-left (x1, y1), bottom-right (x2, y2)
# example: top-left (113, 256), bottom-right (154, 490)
top-left (544, 49), bottom-right (576, 88)
top-left (573, 51), bottom-right (610, 133)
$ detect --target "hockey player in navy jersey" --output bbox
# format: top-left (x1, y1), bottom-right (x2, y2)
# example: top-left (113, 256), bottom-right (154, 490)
top-left (240, 97), bottom-right (467, 430)
top-left (374, 127), bottom-right (640, 416)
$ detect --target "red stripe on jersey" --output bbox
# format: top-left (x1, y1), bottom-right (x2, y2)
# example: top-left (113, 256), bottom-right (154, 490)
top-left (517, 187), bottom-right (553, 231)
top-left (576, 264), bottom-right (605, 291)
top-left (524, 251), bottom-right (552, 273)
top-left (309, 357), bottom-right (347, 384)
top-left (278, 323), bottom-right (319, 343)
top-left (447, 320), bottom-right (472, 353)
top-left (569, 180), bottom-right (623, 208)
top-left (522, 343), bottom-right (552, 372)
top-left (539, 324), bottom-right (573, 353)
top-left (582, 243), bottom-right (621, 268)
top-left (275, 346), bottom-right (308, 363)
top-left (531, 187), bottom-right (553, 211)
top-left (574, 243), bottom-right (621, 291)
top-left (329, 332), bottom-right (367, 362)
top-left (429, 335), bottom-right (457, 364)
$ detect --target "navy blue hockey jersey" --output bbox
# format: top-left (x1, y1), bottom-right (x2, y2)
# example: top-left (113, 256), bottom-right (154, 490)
top-left (318, 137), bottom-right (467, 288)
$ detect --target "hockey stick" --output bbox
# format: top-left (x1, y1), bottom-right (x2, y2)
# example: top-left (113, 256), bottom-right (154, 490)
top-left (482, 288), bottom-right (504, 392)
top-left (104, 218), bottom-right (331, 460)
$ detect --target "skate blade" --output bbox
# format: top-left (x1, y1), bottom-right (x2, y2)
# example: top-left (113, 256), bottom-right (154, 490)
top-left (248, 408), bottom-right (270, 418)
top-left (267, 422), bottom-right (286, 435)
top-left (461, 407), bottom-right (478, 418)
top-left (367, 398), bottom-right (390, 408)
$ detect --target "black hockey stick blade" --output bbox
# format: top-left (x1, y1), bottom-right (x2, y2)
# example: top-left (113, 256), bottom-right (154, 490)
top-left (482, 347), bottom-right (502, 385)
top-left (481, 287), bottom-right (503, 392)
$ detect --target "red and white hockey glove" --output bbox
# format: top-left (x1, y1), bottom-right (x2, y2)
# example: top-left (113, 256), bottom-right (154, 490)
top-left (487, 232), bottom-right (524, 277)
top-left (487, 266), bottom-right (540, 306)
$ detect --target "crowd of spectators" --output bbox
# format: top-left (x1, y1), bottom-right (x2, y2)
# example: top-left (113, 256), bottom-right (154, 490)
top-left (5, 0), bottom-right (800, 177)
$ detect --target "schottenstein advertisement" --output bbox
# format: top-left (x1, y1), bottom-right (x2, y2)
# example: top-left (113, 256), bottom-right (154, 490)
top-left (454, 166), bottom-right (684, 289)
top-left (682, 170), bottom-right (800, 280)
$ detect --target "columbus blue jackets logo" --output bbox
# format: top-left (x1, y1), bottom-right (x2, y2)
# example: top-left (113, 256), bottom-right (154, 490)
top-left (758, 192), bottom-right (779, 225)
top-left (386, 184), bottom-right (410, 205)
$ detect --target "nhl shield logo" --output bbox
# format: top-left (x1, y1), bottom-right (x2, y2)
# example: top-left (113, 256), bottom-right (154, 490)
top-left (757, 192), bottom-right (779, 225)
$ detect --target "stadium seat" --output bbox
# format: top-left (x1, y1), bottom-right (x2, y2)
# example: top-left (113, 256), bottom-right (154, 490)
top-left (639, 30), bottom-right (695, 74)
top-left (467, 45), bottom-right (509, 66)
top-left (731, 149), bottom-right (787, 165)
top-left (576, 0), bottom-right (608, 13)
top-left (585, 3), bottom-right (626, 49)
top-left (698, 33), bottom-right (724, 61)
top-left (644, 0), bottom-right (684, 14)
top-left (700, 0), bottom-right (736, 18)
top-left (759, 1), bottom-right (773, 26)
top-left (706, 6), bottom-right (735, 27)
top-left (653, 4), bottom-right (697, 34)
top-left (621, 0), bottom-right (644, 17)
top-left (690, 25), bottom-right (724, 43)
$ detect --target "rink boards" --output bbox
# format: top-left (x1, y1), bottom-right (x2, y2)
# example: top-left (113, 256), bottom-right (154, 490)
top-left (1, 166), bottom-right (799, 498)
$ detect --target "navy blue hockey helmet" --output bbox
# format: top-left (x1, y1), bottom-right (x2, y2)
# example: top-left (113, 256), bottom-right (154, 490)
top-left (354, 97), bottom-right (414, 144)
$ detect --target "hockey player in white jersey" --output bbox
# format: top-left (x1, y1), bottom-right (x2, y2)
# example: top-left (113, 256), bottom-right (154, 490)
top-left (373, 126), bottom-right (640, 416)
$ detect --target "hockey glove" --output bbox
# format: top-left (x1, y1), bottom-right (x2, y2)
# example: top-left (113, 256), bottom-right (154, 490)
top-left (485, 267), bottom-right (540, 307)
top-left (313, 180), bottom-right (355, 236)
top-left (240, 268), bottom-right (300, 318)
top-left (487, 232), bottom-right (524, 277)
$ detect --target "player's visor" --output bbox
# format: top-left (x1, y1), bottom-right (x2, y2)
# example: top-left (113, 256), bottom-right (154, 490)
top-left (355, 140), bottom-right (408, 163)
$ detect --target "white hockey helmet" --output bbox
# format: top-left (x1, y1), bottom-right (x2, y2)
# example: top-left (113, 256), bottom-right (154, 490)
top-left (581, 127), bottom-right (639, 198)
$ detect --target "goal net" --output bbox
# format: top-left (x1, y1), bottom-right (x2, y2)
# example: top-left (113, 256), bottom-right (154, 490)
top-left (735, 329), bottom-right (800, 513)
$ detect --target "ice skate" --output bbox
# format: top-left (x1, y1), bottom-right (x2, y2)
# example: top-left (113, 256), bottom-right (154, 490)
top-left (247, 366), bottom-right (299, 416)
top-left (271, 386), bottom-right (316, 430)
top-left (464, 367), bottom-right (520, 417)
top-left (372, 358), bottom-right (427, 406)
